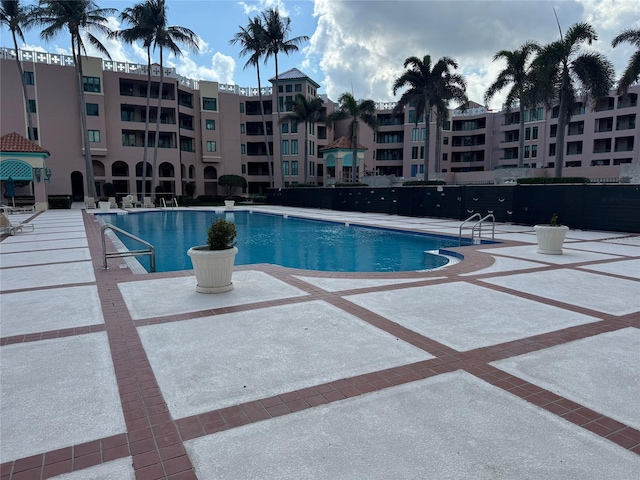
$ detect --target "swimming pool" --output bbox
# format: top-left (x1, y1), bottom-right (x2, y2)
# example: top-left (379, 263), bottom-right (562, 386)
top-left (100, 210), bottom-right (472, 273)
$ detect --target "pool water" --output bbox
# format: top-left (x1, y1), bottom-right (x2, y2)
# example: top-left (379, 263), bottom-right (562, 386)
top-left (100, 210), bottom-right (469, 273)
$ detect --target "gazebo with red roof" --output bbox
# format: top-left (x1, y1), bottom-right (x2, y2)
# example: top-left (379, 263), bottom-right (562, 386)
top-left (320, 136), bottom-right (368, 184)
top-left (1, 132), bottom-right (51, 211)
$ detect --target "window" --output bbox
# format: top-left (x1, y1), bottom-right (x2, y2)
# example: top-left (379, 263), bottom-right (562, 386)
top-left (28, 127), bottom-right (39, 141)
top-left (443, 136), bottom-right (449, 145)
top-left (310, 141), bottom-right (315, 156)
top-left (241, 144), bottom-right (246, 154)
top-left (411, 146), bottom-right (418, 159)
top-left (83, 76), bottom-right (101, 93)
top-left (291, 122), bottom-right (298, 134)
top-left (525, 127), bottom-right (531, 140)
top-left (206, 119), bottom-right (216, 130)
top-left (241, 164), bottom-right (246, 174)
top-left (88, 130), bottom-right (100, 142)
top-left (28, 100), bottom-right (36, 113)
top-left (23, 71), bottom-right (35, 85)
top-left (408, 110), bottom-right (416, 124)
top-left (285, 95), bottom-right (293, 111)
top-left (206, 141), bottom-right (217, 152)
top-left (550, 124), bottom-right (557, 138)
top-left (412, 128), bottom-right (419, 142)
top-left (240, 124), bottom-right (245, 134)
top-left (86, 103), bottom-right (99, 116)
top-left (282, 123), bottom-right (289, 133)
top-left (422, 128), bottom-right (426, 141)
top-left (532, 145), bottom-right (538, 158)
top-left (411, 165), bottom-right (417, 177)
top-left (122, 132), bottom-right (136, 147)
top-left (294, 84), bottom-right (302, 92)
top-left (285, 84), bottom-right (292, 92)
top-left (283, 161), bottom-right (289, 175)
top-left (549, 143), bottom-right (556, 156)
top-left (524, 145), bottom-right (530, 158)
top-left (240, 102), bottom-right (244, 113)
top-left (291, 160), bottom-right (298, 176)
top-left (282, 140), bottom-right (289, 155)
top-left (202, 97), bottom-right (217, 111)
top-left (278, 85), bottom-right (283, 93)
top-left (532, 126), bottom-right (538, 140)
top-left (442, 153), bottom-right (448, 161)
top-left (291, 139), bottom-right (298, 155)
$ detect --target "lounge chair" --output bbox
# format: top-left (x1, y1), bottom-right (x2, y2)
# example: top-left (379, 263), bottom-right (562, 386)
top-left (121, 195), bottom-right (134, 208)
top-left (143, 197), bottom-right (154, 208)
top-left (0, 213), bottom-right (35, 235)
top-left (108, 196), bottom-right (118, 208)
top-left (85, 196), bottom-right (96, 209)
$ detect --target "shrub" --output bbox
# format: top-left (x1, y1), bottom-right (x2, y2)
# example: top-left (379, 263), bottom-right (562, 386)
top-left (334, 182), bottom-right (368, 187)
top-left (185, 181), bottom-right (196, 197)
top-left (517, 177), bottom-right (589, 184)
top-left (288, 183), bottom-right (318, 188)
top-left (48, 195), bottom-right (72, 209)
top-left (206, 218), bottom-right (237, 250)
top-left (402, 180), bottom-right (446, 186)
top-left (102, 182), bottom-right (115, 197)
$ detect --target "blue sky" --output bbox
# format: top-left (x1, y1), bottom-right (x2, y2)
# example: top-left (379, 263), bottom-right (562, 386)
top-left (3, 0), bottom-right (639, 109)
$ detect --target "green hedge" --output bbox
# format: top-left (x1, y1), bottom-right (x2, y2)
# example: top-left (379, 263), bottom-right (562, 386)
top-left (517, 177), bottom-right (590, 184)
top-left (48, 195), bottom-right (72, 209)
top-left (288, 183), bottom-right (318, 188)
top-left (334, 182), bottom-right (368, 187)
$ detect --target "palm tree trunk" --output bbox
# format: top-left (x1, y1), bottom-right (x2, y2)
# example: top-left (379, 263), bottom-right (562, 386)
top-left (303, 124), bottom-right (308, 184)
top-left (423, 104), bottom-right (431, 181)
top-left (435, 112), bottom-right (442, 174)
top-left (274, 55), bottom-right (285, 187)
top-left (518, 103), bottom-right (525, 168)
top-left (554, 68), bottom-right (570, 178)
top-left (141, 45), bottom-right (152, 200)
top-left (352, 129), bottom-right (358, 184)
top-left (11, 32), bottom-right (34, 143)
top-left (151, 48), bottom-right (164, 200)
top-left (256, 66), bottom-right (273, 188)
top-left (73, 35), bottom-right (98, 199)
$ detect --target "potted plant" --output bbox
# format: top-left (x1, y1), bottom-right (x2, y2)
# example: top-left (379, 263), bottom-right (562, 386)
top-left (187, 218), bottom-right (238, 293)
top-left (218, 174), bottom-right (247, 210)
top-left (534, 213), bottom-right (569, 255)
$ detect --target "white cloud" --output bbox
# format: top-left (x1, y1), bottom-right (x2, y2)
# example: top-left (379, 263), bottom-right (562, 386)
top-left (167, 51), bottom-right (236, 84)
top-left (239, 0), bottom-right (289, 17)
top-left (305, 0), bottom-right (631, 108)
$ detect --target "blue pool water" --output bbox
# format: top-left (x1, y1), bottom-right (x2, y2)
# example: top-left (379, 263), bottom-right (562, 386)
top-left (100, 210), bottom-right (470, 273)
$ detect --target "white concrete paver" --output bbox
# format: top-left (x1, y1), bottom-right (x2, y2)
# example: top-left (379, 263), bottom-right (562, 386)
top-left (0, 332), bottom-right (126, 462)
top-left (460, 255), bottom-right (547, 276)
top-left (0, 285), bottom-right (104, 337)
top-left (119, 270), bottom-right (309, 320)
top-left (559, 241), bottom-right (640, 257)
top-left (0, 247), bottom-right (91, 268)
top-left (0, 261), bottom-right (96, 291)
top-left (346, 282), bottom-right (600, 351)
top-left (186, 370), bottom-right (640, 480)
top-left (0, 238), bottom-right (88, 253)
top-left (138, 300), bottom-right (432, 418)
top-left (0, 231), bottom-right (87, 243)
top-left (293, 275), bottom-right (442, 292)
top-left (482, 244), bottom-right (620, 264)
top-left (50, 458), bottom-right (135, 480)
top-left (579, 258), bottom-right (640, 279)
top-left (492, 328), bottom-right (640, 430)
top-left (481, 269), bottom-right (640, 315)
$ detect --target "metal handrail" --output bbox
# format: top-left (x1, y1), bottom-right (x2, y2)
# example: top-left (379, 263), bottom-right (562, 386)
top-left (471, 214), bottom-right (496, 243)
top-left (459, 213), bottom-right (481, 245)
top-left (101, 223), bottom-right (156, 272)
top-left (160, 197), bottom-right (179, 208)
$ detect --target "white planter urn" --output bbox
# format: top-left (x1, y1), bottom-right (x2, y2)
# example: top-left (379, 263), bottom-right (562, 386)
top-left (534, 225), bottom-right (569, 255)
top-left (187, 246), bottom-right (238, 293)
top-left (224, 200), bottom-right (235, 211)
top-left (98, 201), bottom-right (110, 211)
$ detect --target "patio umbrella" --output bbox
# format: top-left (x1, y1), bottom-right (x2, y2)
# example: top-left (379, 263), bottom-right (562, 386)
top-left (5, 177), bottom-right (15, 208)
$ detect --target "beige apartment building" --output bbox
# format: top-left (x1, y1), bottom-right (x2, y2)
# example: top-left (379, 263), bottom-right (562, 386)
top-left (1, 47), bottom-right (638, 202)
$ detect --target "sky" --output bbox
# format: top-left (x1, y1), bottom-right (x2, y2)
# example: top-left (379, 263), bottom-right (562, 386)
top-left (3, 0), bottom-right (639, 109)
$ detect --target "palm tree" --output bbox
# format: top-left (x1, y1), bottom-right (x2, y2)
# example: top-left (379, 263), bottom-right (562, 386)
top-left (261, 8), bottom-right (308, 187)
top-left (38, 0), bottom-right (116, 199)
top-left (484, 42), bottom-right (540, 169)
top-left (280, 93), bottom-right (325, 184)
top-left (230, 17), bottom-right (274, 187)
top-left (532, 22), bottom-right (614, 177)
top-left (611, 28), bottom-right (640, 96)
top-left (111, 1), bottom-right (155, 200)
top-left (392, 55), bottom-right (463, 181)
top-left (1, 0), bottom-right (37, 143)
top-left (434, 70), bottom-right (467, 173)
top-left (143, 0), bottom-right (199, 199)
top-left (326, 92), bottom-right (378, 183)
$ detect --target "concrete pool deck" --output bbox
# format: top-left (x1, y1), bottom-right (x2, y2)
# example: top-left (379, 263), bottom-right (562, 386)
top-left (0, 204), bottom-right (638, 479)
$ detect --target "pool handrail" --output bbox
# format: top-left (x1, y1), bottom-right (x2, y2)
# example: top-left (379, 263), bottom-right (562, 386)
top-left (101, 223), bottom-right (156, 272)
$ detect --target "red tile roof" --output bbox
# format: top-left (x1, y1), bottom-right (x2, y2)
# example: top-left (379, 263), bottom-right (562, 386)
top-left (0, 132), bottom-right (50, 155)
top-left (320, 136), bottom-right (368, 151)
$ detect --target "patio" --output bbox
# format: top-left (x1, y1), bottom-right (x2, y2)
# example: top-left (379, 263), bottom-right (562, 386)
top-left (0, 205), bottom-right (638, 479)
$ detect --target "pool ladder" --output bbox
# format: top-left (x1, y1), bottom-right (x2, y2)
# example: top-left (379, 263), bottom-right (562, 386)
top-left (160, 198), bottom-right (179, 208)
top-left (459, 213), bottom-right (495, 246)
top-left (101, 223), bottom-right (156, 272)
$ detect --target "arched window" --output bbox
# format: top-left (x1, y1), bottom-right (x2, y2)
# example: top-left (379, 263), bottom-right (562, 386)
top-left (111, 161), bottom-right (129, 177)
top-left (204, 166), bottom-right (218, 179)
top-left (189, 165), bottom-right (195, 179)
top-left (135, 162), bottom-right (152, 177)
top-left (92, 160), bottom-right (105, 176)
top-left (159, 162), bottom-right (174, 178)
